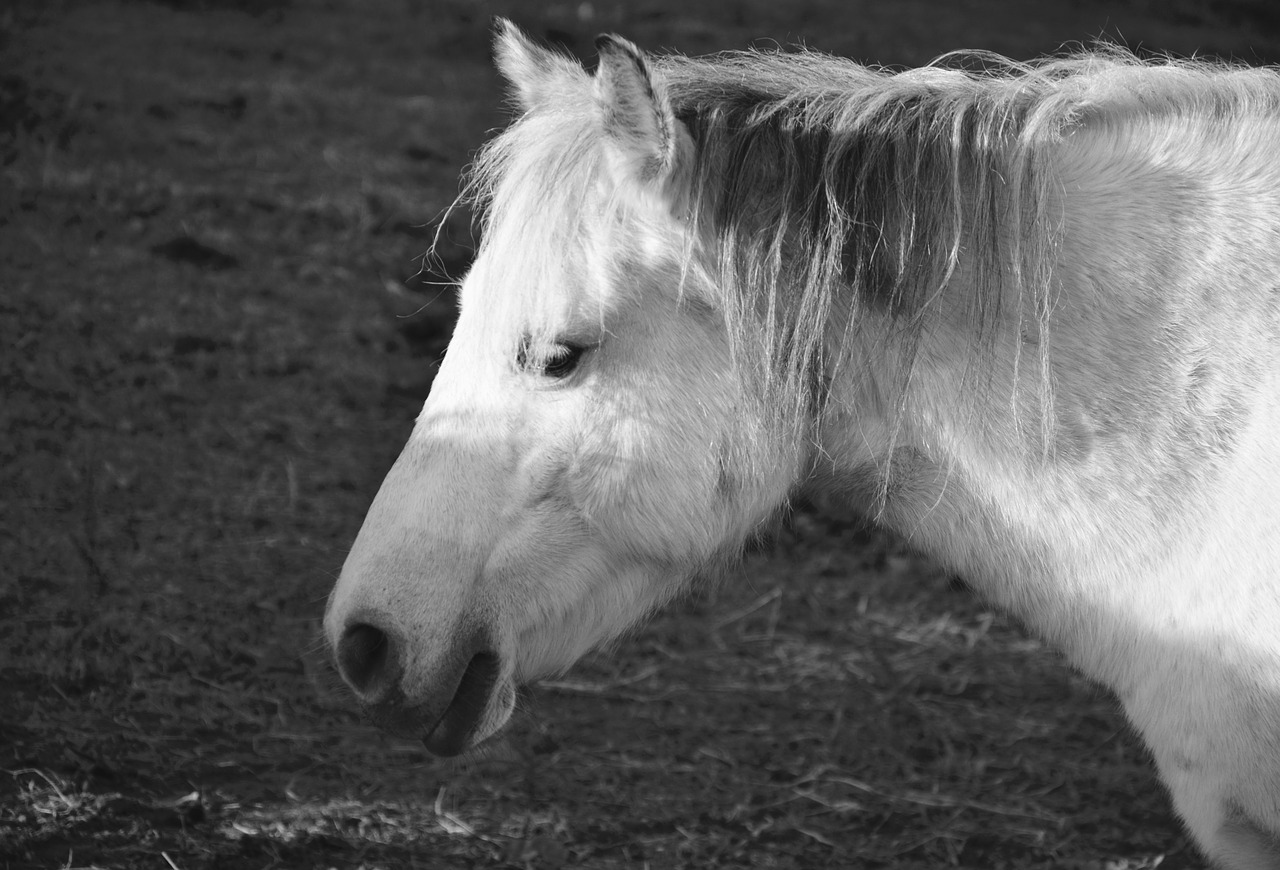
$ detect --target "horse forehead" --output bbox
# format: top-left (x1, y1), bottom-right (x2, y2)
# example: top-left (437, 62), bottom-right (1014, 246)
top-left (460, 245), bottom-right (593, 324)
top-left (459, 213), bottom-right (656, 335)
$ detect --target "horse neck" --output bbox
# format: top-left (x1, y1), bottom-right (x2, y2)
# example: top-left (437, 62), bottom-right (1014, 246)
top-left (806, 277), bottom-right (1071, 597)
top-left (808, 102), bottom-right (1280, 627)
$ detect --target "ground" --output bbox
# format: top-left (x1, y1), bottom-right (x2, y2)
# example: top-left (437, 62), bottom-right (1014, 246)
top-left (3, 1), bottom-right (1279, 868)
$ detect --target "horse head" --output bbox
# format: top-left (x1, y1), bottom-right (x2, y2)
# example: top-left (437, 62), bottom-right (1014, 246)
top-left (323, 22), bottom-right (802, 755)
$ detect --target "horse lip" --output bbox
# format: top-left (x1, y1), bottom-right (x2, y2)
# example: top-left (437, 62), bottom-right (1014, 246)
top-left (355, 651), bottom-right (502, 749)
top-left (358, 694), bottom-right (435, 741)
top-left (421, 650), bottom-right (503, 757)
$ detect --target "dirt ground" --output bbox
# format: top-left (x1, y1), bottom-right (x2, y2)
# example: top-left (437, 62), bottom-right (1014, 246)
top-left (3, 1), bottom-right (1279, 868)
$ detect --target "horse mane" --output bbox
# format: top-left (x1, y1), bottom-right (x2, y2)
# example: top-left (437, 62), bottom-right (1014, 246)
top-left (465, 43), bottom-right (1280, 455)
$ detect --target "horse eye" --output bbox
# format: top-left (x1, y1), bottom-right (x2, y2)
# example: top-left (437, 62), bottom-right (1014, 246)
top-left (516, 340), bottom-right (587, 379)
top-left (543, 342), bottom-right (586, 378)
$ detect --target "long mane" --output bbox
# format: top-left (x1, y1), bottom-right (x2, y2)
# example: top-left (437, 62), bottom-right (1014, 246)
top-left (466, 44), bottom-right (1280, 453)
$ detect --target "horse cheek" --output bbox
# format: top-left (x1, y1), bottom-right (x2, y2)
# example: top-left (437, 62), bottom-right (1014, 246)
top-left (569, 406), bottom-right (722, 567)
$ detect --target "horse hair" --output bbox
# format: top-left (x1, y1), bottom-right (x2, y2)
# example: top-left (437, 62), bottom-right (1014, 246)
top-left (464, 43), bottom-right (1280, 451)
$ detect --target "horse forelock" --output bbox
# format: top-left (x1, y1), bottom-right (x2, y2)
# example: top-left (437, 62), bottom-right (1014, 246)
top-left (461, 99), bottom-right (703, 361)
top-left (461, 108), bottom-right (595, 345)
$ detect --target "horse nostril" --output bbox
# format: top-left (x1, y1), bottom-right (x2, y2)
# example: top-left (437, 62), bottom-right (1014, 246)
top-left (337, 622), bottom-right (402, 702)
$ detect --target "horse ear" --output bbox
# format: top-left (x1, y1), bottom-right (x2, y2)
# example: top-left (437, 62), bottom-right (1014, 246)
top-left (493, 18), bottom-right (583, 113)
top-left (593, 34), bottom-right (692, 208)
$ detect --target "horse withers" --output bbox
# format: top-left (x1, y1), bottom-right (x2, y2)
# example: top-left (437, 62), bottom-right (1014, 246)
top-left (325, 21), bottom-right (1280, 868)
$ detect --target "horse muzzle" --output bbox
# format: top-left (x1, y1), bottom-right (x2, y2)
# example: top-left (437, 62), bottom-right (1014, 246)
top-left (331, 611), bottom-right (513, 756)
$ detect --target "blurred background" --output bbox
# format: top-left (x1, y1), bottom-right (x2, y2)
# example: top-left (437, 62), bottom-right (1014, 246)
top-left (3, 1), bottom-right (1278, 868)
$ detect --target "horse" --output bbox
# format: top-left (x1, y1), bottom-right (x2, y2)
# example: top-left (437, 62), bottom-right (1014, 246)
top-left (324, 20), bottom-right (1280, 868)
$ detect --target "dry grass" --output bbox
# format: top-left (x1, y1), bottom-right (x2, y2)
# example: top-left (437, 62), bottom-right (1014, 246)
top-left (4, 1), bottom-right (1277, 867)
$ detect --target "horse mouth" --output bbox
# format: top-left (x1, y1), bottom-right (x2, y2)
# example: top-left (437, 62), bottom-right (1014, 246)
top-left (422, 650), bottom-right (503, 756)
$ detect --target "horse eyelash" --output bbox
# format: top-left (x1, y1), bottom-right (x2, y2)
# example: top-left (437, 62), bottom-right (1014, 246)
top-left (517, 339), bottom-right (589, 378)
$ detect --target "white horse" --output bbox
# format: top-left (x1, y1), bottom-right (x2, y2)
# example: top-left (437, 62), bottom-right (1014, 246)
top-left (325, 21), bottom-right (1280, 868)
